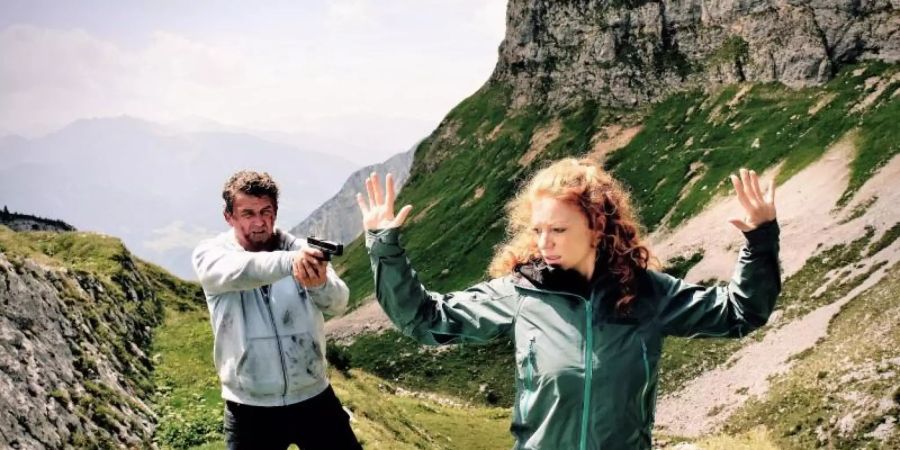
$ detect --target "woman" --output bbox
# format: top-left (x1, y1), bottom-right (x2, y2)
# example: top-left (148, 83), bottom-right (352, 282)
top-left (356, 158), bottom-right (780, 450)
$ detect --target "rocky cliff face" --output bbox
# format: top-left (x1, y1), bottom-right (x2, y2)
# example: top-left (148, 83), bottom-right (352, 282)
top-left (0, 210), bottom-right (75, 232)
top-left (492, 0), bottom-right (899, 108)
top-left (290, 148), bottom-right (415, 244)
top-left (0, 228), bottom-right (164, 448)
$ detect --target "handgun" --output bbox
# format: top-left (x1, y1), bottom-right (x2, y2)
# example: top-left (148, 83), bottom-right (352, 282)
top-left (306, 236), bottom-right (344, 261)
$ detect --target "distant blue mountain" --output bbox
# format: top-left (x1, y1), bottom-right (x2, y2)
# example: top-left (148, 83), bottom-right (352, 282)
top-left (0, 116), bottom-right (358, 279)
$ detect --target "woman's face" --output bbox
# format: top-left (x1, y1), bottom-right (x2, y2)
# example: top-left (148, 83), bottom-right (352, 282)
top-left (530, 196), bottom-right (599, 279)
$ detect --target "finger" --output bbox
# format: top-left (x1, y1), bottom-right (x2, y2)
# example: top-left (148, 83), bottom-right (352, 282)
top-left (356, 192), bottom-right (369, 216)
top-left (305, 259), bottom-right (322, 279)
top-left (766, 179), bottom-right (776, 204)
top-left (730, 174), bottom-right (754, 212)
top-left (739, 168), bottom-right (757, 207)
top-left (303, 247), bottom-right (325, 261)
top-left (292, 255), bottom-right (303, 277)
top-left (365, 176), bottom-right (376, 209)
top-left (392, 205), bottom-right (413, 228)
top-left (371, 172), bottom-right (384, 206)
top-left (748, 170), bottom-right (764, 204)
top-left (301, 259), bottom-right (317, 280)
top-left (296, 259), bottom-right (311, 281)
top-left (385, 173), bottom-right (396, 213)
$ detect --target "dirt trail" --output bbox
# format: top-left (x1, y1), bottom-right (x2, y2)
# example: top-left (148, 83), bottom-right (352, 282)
top-left (325, 296), bottom-right (392, 343)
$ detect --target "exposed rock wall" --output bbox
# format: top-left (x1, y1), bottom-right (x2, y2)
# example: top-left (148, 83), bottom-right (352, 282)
top-left (492, 0), bottom-right (899, 108)
top-left (0, 237), bottom-right (163, 449)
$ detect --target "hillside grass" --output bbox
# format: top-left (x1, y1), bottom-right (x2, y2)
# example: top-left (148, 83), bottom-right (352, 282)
top-left (329, 62), bottom-right (899, 408)
top-left (337, 62), bottom-right (898, 313)
top-left (607, 61), bottom-right (899, 230)
top-left (329, 330), bottom-right (517, 407)
top-left (720, 262), bottom-right (900, 448)
top-left (150, 299), bottom-right (513, 449)
top-left (0, 227), bottom-right (168, 447)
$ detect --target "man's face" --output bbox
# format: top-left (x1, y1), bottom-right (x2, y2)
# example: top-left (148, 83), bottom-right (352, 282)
top-left (225, 193), bottom-right (277, 252)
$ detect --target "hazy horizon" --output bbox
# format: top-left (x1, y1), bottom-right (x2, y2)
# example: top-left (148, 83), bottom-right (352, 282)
top-left (0, 0), bottom-right (508, 166)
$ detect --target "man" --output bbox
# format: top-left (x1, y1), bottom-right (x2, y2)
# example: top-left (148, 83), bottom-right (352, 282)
top-left (192, 170), bottom-right (361, 450)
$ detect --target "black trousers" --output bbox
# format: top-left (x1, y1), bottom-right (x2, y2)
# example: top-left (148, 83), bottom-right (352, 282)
top-left (224, 385), bottom-right (362, 450)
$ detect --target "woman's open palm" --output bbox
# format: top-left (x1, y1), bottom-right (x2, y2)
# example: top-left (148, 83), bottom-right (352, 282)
top-left (357, 173), bottom-right (413, 231)
top-left (729, 168), bottom-right (777, 232)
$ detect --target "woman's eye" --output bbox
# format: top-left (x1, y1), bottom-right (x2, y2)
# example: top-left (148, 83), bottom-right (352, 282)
top-left (552, 228), bottom-right (566, 233)
top-left (531, 228), bottom-right (541, 234)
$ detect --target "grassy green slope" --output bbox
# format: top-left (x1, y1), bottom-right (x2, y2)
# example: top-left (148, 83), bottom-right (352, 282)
top-left (719, 262), bottom-right (900, 449)
top-left (327, 63), bottom-right (898, 408)
top-left (0, 227), bottom-right (166, 447)
top-left (337, 62), bottom-right (899, 311)
top-left (150, 291), bottom-right (513, 449)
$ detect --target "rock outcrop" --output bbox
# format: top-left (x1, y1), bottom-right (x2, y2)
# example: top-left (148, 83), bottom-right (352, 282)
top-left (0, 209), bottom-right (75, 232)
top-left (290, 148), bottom-right (415, 244)
top-left (492, 0), bottom-right (899, 108)
top-left (0, 228), bottom-right (164, 448)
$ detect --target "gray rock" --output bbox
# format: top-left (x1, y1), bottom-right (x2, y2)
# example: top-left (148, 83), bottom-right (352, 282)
top-left (0, 250), bottom-right (161, 448)
top-left (290, 148), bottom-right (415, 245)
top-left (491, 0), bottom-right (899, 109)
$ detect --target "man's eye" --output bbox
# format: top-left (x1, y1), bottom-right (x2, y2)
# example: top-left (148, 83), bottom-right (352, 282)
top-left (531, 228), bottom-right (541, 234)
top-left (552, 228), bottom-right (566, 233)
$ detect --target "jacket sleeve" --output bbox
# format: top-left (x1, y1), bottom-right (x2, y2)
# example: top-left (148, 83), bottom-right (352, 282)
top-left (192, 238), bottom-right (297, 296)
top-left (366, 228), bottom-right (519, 346)
top-left (304, 261), bottom-right (350, 315)
top-left (655, 220), bottom-right (782, 338)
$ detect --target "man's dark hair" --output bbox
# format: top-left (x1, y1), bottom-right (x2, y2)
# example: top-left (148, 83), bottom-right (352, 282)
top-left (222, 171), bottom-right (280, 214)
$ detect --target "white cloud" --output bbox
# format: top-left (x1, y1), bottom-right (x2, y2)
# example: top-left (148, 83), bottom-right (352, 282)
top-left (0, 25), bottom-right (249, 135)
top-left (326, 0), bottom-right (375, 28)
top-left (0, 1), bottom-right (509, 163)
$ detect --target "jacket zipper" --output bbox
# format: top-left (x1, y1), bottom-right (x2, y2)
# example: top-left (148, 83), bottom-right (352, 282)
top-left (261, 285), bottom-right (290, 402)
top-left (515, 285), bottom-right (594, 450)
top-left (579, 299), bottom-right (594, 450)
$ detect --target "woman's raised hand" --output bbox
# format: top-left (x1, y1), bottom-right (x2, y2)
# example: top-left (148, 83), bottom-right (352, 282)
top-left (729, 168), bottom-right (777, 232)
top-left (357, 172), bottom-right (413, 231)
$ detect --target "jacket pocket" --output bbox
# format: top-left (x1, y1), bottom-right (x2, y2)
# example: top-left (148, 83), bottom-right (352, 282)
top-left (235, 336), bottom-right (285, 396)
top-left (280, 331), bottom-right (326, 393)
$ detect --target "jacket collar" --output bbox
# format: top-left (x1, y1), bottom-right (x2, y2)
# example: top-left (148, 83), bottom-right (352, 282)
top-left (513, 258), bottom-right (614, 301)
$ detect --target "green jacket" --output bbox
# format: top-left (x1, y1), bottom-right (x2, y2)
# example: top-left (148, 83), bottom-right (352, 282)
top-left (366, 221), bottom-right (781, 450)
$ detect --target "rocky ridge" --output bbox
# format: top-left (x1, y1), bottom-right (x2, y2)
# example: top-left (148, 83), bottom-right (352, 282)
top-left (493, 0), bottom-right (899, 108)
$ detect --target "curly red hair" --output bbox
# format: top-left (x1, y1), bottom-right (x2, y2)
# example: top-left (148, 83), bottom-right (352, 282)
top-left (489, 158), bottom-right (654, 312)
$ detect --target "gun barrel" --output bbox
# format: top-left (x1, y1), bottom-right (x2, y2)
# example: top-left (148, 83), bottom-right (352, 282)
top-left (306, 236), bottom-right (344, 257)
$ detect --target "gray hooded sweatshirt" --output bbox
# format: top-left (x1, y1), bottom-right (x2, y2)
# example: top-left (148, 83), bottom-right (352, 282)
top-left (192, 228), bottom-right (349, 407)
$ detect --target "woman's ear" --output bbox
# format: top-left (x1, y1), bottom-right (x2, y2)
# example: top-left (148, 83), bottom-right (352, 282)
top-left (591, 229), bottom-right (603, 248)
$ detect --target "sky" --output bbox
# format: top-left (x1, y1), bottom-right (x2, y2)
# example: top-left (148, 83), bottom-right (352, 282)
top-left (0, 0), bottom-right (508, 164)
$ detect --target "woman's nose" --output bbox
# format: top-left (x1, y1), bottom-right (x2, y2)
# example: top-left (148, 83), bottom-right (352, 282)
top-left (538, 232), bottom-right (551, 249)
